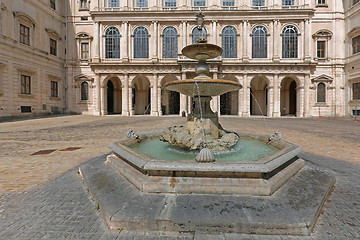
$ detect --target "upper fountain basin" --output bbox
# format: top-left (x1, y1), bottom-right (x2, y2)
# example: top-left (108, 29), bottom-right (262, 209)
top-left (164, 79), bottom-right (242, 97)
top-left (182, 43), bottom-right (223, 61)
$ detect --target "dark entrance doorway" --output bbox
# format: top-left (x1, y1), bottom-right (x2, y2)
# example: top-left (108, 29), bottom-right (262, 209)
top-left (107, 80), bottom-right (114, 114)
top-left (289, 80), bottom-right (296, 115)
top-left (220, 92), bottom-right (231, 115)
top-left (168, 91), bottom-right (180, 114)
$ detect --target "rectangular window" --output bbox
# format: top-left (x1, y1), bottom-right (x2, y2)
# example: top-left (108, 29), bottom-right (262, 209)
top-left (317, 0), bottom-right (326, 4)
top-left (164, 0), bottom-right (176, 7)
top-left (282, 0), bottom-right (294, 5)
top-left (223, 0), bottom-right (234, 6)
top-left (136, 0), bottom-right (148, 8)
top-left (81, 43), bottom-right (89, 59)
top-left (253, 0), bottom-right (265, 6)
top-left (50, 38), bottom-right (57, 56)
top-left (21, 75), bottom-right (31, 95)
top-left (108, 0), bottom-right (119, 7)
top-left (80, 0), bottom-right (88, 9)
top-left (50, 0), bottom-right (56, 10)
top-left (353, 35), bottom-right (360, 54)
top-left (20, 24), bottom-right (30, 45)
top-left (193, 0), bottom-right (205, 6)
top-left (354, 82), bottom-right (360, 100)
top-left (317, 41), bottom-right (325, 58)
top-left (51, 81), bottom-right (58, 98)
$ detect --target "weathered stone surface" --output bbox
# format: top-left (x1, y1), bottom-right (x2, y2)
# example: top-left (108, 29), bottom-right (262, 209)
top-left (159, 125), bottom-right (239, 151)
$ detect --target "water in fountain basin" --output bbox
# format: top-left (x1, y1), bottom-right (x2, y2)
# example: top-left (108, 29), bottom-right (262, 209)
top-left (131, 137), bottom-right (277, 162)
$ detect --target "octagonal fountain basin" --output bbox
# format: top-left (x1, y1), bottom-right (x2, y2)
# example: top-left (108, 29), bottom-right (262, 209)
top-left (164, 79), bottom-right (241, 97)
top-left (107, 131), bottom-right (304, 196)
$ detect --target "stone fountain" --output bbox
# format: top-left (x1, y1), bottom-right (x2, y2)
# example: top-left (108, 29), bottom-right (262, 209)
top-left (159, 14), bottom-right (241, 153)
top-left (79, 13), bottom-right (335, 237)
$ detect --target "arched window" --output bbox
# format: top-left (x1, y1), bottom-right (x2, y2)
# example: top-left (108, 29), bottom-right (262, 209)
top-left (134, 27), bottom-right (149, 58)
top-left (105, 27), bottom-right (120, 58)
top-left (317, 83), bottom-right (326, 103)
top-left (282, 25), bottom-right (298, 58)
top-left (252, 26), bottom-right (267, 58)
top-left (162, 27), bottom-right (178, 58)
top-left (108, 0), bottom-right (119, 7)
top-left (81, 82), bottom-right (89, 100)
top-left (221, 26), bottom-right (237, 58)
top-left (164, 0), bottom-right (176, 7)
top-left (192, 27), bottom-right (207, 44)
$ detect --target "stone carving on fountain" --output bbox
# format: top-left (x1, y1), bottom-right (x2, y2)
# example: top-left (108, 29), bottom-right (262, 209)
top-left (159, 12), bottom-right (241, 152)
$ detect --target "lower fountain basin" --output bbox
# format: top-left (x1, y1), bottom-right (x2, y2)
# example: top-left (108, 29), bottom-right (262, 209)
top-left (107, 131), bottom-right (304, 195)
top-left (164, 79), bottom-right (242, 97)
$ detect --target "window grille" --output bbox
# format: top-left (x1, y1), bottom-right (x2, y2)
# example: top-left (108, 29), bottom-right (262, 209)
top-left (193, 0), bottom-right (205, 6)
top-left (105, 27), bottom-right (120, 58)
top-left (282, 25), bottom-right (298, 58)
top-left (21, 75), bottom-right (31, 95)
top-left (252, 26), bottom-right (267, 58)
top-left (222, 26), bottom-right (237, 58)
top-left (317, 83), bottom-right (326, 102)
top-left (164, 0), bottom-right (176, 7)
top-left (51, 81), bottom-right (58, 97)
top-left (136, 0), bottom-right (148, 8)
top-left (353, 35), bottom-right (360, 54)
top-left (134, 27), bottom-right (149, 58)
top-left (108, 0), bottom-right (119, 7)
top-left (162, 27), bottom-right (178, 58)
top-left (20, 24), bottom-right (30, 45)
top-left (317, 41), bottom-right (325, 58)
top-left (223, 0), bottom-right (234, 6)
top-left (354, 82), bottom-right (360, 100)
top-left (50, 39), bottom-right (57, 56)
top-left (282, 0), bottom-right (294, 5)
top-left (253, 0), bottom-right (265, 6)
top-left (81, 82), bottom-right (89, 100)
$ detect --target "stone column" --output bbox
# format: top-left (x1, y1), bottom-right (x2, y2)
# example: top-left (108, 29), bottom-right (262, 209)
top-left (95, 74), bottom-right (101, 115)
top-left (242, 20), bottom-right (249, 62)
top-left (122, 73), bottom-right (130, 116)
top-left (151, 73), bottom-right (159, 116)
top-left (182, 21), bottom-right (187, 50)
top-left (238, 85), bottom-right (243, 117)
top-left (303, 74), bottom-right (310, 117)
top-left (273, 20), bottom-right (280, 62)
top-left (273, 74), bottom-right (281, 117)
top-left (100, 80), bottom-right (106, 115)
top-left (212, 21), bottom-right (217, 45)
top-left (93, 22), bottom-right (100, 62)
top-left (298, 86), bottom-right (304, 117)
top-left (267, 86), bottom-right (273, 117)
top-left (304, 19), bottom-right (311, 62)
top-left (122, 21), bottom-right (129, 62)
top-left (152, 21), bottom-right (158, 61)
top-left (243, 74), bottom-right (250, 116)
top-left (179, 72), bottom-right (188, 115)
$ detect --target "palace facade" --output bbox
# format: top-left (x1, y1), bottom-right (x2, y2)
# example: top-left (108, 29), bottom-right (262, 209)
top-left (0, 0), bottom-right (360, 118)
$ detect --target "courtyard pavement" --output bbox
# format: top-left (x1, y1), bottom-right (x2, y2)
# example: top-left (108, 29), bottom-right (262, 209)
top-left (0, 115), bottom-right (359, 239)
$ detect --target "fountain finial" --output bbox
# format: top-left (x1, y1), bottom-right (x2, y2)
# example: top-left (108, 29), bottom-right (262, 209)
top-left (196, 12), bottom-right (205, 30)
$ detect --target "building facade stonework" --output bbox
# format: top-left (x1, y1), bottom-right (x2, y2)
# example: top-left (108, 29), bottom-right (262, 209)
top-left (0, 0), bottom-right (359, 118)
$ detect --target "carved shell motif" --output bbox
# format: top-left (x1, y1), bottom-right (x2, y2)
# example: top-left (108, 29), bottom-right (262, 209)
top-left (195, 148), bottom-right (215, 163)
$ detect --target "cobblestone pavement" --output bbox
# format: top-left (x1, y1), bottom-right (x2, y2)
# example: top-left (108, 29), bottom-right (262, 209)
top-left (0, 115), bottom-right (359, 239)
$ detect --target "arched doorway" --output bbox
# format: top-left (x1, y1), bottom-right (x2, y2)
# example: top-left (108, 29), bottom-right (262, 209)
top-left (250, 76), bottom-right (268, 116)
top-left (280, 77), bottom-right (297, 116)
top-left (105, 77), bottom-right (122, 114)
top-left (161, 75), bottom-right (180, 115)
top-left (132, 75), bottom-right (150, 115)
top-left (220, 76), bottom-right (239, 115)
